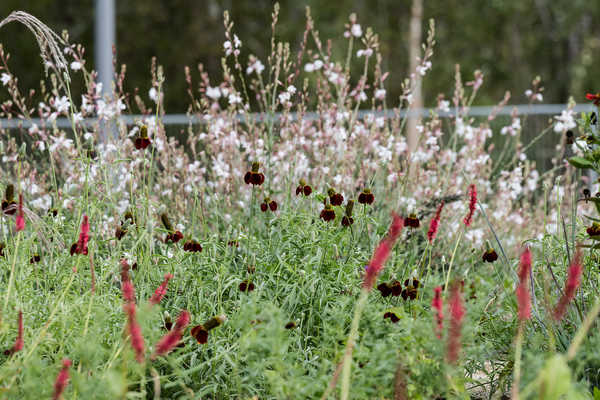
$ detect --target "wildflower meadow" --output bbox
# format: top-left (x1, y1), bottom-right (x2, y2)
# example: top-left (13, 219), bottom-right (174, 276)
top-left (1, 5), bottom-right (600, 399)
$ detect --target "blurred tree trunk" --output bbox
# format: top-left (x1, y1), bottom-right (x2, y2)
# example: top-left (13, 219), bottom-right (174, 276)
top-left (407, 0), bottom-right (423, 172)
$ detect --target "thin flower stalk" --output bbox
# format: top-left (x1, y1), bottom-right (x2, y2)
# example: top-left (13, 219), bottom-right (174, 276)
top-left (553, 248), bottom-right (583, 321)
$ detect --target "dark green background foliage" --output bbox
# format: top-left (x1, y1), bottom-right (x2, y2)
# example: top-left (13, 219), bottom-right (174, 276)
top-left (1, 0), bottom-right (599, 112)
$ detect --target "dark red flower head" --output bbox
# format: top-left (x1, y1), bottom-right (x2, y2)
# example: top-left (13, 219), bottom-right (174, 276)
top-left (377, 282), bottom-right (392, 297)
top-left (328, 188), bottom-right (344, 206)
top-left (482, 248), bottom-right (498, 263)
top-left (244, 162), bottom-right (265, 186)
top-left (404, 213), bottom-right (420, 228)
top-left (134, 125), bottom-right (151, 150)
top-left (190, 314), bottom-right (227, 344)
top-left (320, 204), bottom-right (336, 222)
top-left (161, 213), bottom-right (183, 243)
top-left (587, 222), bottom-right (600, 237)
top-left (296, 179), bottom-right (312, 196)
top-left (261, 197), bottom-right (277, 212)
top-left (30, 254), bottom-right (41, 264)
top-left (239, 280), bottom-right (255, 292)
top-left (1, 184), bottom-right (16, 215)
top-left (285, 321), bottom-right (297, 329)
top-left (358, 188), bottom-right (374, 205)
top-left (586, 93), bottom-right (600, 106)
top-left (383, 311), bottom-right (400, 323)
top-left (183, 240), bottom-right (202, 252)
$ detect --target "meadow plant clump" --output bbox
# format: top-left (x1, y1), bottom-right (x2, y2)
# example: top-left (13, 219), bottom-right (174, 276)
top-left (0, 6), bottom-right (600, 399)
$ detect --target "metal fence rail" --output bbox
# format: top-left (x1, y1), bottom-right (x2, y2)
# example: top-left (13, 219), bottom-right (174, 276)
top-left (0, 103), bottom-right (594, 130)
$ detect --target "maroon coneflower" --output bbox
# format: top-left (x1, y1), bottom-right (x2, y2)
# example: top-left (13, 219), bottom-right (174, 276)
top-left (260, 197), bottom-right (278, 212)
top-left (390, 280), bottom-right (403, 297)
top-left (377, 282), bottom-right (392, 297)
top-left (446, 283), bottom-right (465, 364)
top-left (134, 125), bottom-right (151, 150)
top-left (1, 184), bottom-right (16, 215)
top-left (0, 243), bottom-right (4, 257)
top-left (190, 314), bottom-right (227, 345)
top-left (52, 359), bottom-right (72, 400)
top-left (152, 310), bottom-right (190, 359)
top-left (427, 201), bottom-right (444, 243)
top-left (401, 278), bottom-right (420, 301)
top-left (122, 275), bottom-right (145, 363)
top-left (4, 310), bottom-right (24, 356)
top-left (482, 248), bottom-right (498, 263)
top-left (341, 200), bottom-right (355, 227)
top-left (383, 311), bottom-right (400, 323)
top-left (358, 189), bottom-right (374, 205)
top-left (161, 213), bottom-right (183, 243)
top-left (15, 194), bottom-right (25, 232)
top-left (30, 254), bottom-right (41, 264)
top-left (239, 280), bottom-right (255, 292)
top-left (432, 286), bottom-right (443, 339)
top-left (404, 213), bottom-right (420, 228)
top-left (586, 222), bottom-right (600, 237)
top-left (244, 162), bottom-right (265, 186)
top-left (149, 273), bottom-right (174, 305)
top-left (328, 188), bottom-right (344, 206)
top-left (183, 240), bottom-right (202, 252)
top-left (463, 184), bottom-right (477, 227)
top-left (586, 92), bottom-right (600, 106)
top-left (320, 203), bottom-right (336, 222)
top-left (296, 179), bottom-right (312, 196)
top-left (285, 321), bottom-right (297, 329)
top-left (363, 214), bottom-right (404, 290)
top-left (516, 247), bottom-right (532, 321)
top-left (553, 248), bottom-right (583, 321)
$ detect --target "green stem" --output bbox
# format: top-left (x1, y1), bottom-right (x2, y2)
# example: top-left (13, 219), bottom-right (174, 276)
top-left (340, 288), bottom-right (369, 400)
top-left (444, 230), bottom-right (463, 293)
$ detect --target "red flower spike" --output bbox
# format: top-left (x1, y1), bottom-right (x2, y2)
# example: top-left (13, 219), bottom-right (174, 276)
top-left (52, 359), bottom-right (72, 400)
top-left (427, 201), bottom-right (444, 243)
top-left (516, 247), bottom-right (532, 321)
top-left (15, 194), bottom-right (25, 232)
top-left (586, 93), bottom-right (600, 106)
top-left (357, 189), bottom-right (374, 205)
top-left (446, 283), bottom-right (465, 364)
top-left (4, 310), bottom-right (24, 356)
top-left (463, 184), bottom-right (477, 227)
top-left (432, 287), bottom-right (443, 339)
top-left (553, 248), bottom-right (583, 321)
top-left (149, 273), bottom-right (174, 305)
top-left (76, 215), bottom-right (90, 255)
top-left (363, 214), bottom-right (404, 290)
top-left (152, 310), bottom-right (190, 358)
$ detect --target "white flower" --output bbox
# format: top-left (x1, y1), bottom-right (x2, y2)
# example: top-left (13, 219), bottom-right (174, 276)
top-left (356, 48), bottom-right (373, 58)
top-left (1, 73), bottom-right (11, 86)
top-left (206, 86), bottom-right (222, 100)
top-left (304, 63), bottom-right (315, 72)
top-left (228, 93), bottom-right (242, 104)
top-left (246, 59), bottom-right (265, 75)
top-left (375, 89), bottom-right (386, 100)
top-left (313, 60), bottom-right (323, 70)
top-left (28, 123), bottom-right (39, 135)
top-left (287, 85), bottom-right (296, 94)
top-left (149, 87), bottom-right (158, 103)
top-left (553, 109), bottom-right (576, 133)
top-left (70, 61), bottom-right (82, 71)
top-left (416, 61), bottom-right (432, 76)
top-left (351, 24), bottom-right (362, 37)
top-left (53, 96), bottom-right (71, 114)
top-left (233, 34), bottom-right (242, 48)
top-left (438, 100), bottom-right (450, 112)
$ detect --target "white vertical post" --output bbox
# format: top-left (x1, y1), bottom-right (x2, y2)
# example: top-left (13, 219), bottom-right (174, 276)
top-left (95, 0), bottom-right (116, 141)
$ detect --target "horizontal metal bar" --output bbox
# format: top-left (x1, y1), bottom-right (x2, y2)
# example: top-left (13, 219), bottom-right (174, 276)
top-left (0, 103), bottom-right (593, 130)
